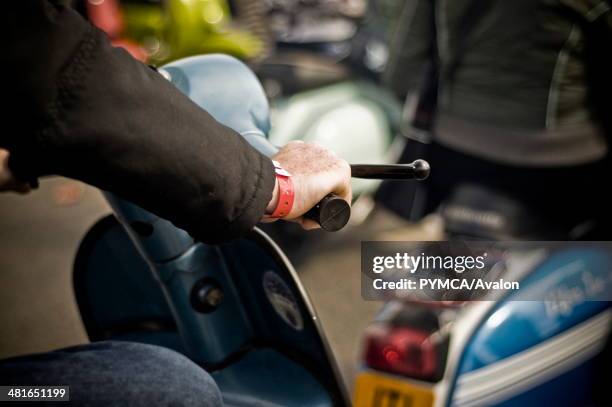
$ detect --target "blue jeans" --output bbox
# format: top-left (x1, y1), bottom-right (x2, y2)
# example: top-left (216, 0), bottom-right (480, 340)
top-left (0, 341), bottom-right (222, 406)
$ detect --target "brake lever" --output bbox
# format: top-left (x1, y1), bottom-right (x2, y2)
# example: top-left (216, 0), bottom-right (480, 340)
top-left (304, 160), bottom-right (430, 231)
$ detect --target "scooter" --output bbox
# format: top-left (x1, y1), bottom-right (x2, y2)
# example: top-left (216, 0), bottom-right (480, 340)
top-left (77, 0), bottom-right (265, 63)
top-left (353, 184), bottom-right (612, 406)
top-left (72, 54), bottom-right (429, 406)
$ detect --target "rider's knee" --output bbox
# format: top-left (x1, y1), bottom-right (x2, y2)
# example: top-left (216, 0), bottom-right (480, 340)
top-left (89, 341), bottom-right (223, 407)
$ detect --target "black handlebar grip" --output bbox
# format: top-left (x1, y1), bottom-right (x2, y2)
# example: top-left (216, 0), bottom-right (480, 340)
top-left (350, 159), bottom-right (430, 180)
top-left (303, 194), bottom-right (351, 232)
top-left (302, 159), bottom-right (430, 232)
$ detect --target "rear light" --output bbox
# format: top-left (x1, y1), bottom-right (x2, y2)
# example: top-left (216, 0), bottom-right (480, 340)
top-left (363, 302), bottom-right (451, 381)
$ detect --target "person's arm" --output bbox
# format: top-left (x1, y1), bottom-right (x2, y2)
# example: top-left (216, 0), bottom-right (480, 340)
top-left (0, 1), bottom-right (350, 243)
top-left (383, 0), bottom-right (437, 101)
top-left (559, 0), bottom-right (612, 134)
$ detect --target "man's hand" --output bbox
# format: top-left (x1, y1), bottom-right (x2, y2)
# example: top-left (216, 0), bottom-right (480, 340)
top-left (266, 141), bottom-right (352, 230)
top-left (0, 149), bottom-right (32, 194)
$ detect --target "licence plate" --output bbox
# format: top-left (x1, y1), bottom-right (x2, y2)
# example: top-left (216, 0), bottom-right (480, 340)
top-left (353, 371), bottom-right (434, 407)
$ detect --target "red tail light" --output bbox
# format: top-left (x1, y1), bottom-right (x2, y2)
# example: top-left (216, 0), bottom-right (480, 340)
top-left (364, 324), bottom-right (442, 381)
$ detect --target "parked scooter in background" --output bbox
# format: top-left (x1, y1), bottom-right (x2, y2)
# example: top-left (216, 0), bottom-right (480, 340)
top-left (73, 54), bottom-right (429, 406)
top-left (75, 0), bottom-right (265, 63)
top-left (353, 185), bottom-right (612, 406)
top-left (262, 0), bottom-right (404, 82)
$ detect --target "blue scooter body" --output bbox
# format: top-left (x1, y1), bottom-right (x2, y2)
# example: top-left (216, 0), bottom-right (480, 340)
top-left (353, 186), bottom-right (611, 406)
top-left (73, 55), bottom-right (349, 406)
top-left (450, 245), bottom-right (611, 406)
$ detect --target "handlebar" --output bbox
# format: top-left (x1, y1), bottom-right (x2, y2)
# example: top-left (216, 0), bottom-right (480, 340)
top-left (157, 56), bottom-right (430, 233)
top-left (304, 160), bottom-right (430, 231)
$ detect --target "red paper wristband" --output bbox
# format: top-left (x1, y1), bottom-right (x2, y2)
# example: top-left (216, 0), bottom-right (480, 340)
top-left (269, 161), bottom-right (295, 218)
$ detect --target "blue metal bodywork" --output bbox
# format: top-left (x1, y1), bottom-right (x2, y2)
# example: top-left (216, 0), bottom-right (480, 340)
top-left (451, 245), bottom-right (611, 406)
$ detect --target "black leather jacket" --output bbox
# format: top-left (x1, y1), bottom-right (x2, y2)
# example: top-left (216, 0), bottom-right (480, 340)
top-left (385, 0), bottom-right (612, 167)
top-left (0, 1), bottom-right (275, 244)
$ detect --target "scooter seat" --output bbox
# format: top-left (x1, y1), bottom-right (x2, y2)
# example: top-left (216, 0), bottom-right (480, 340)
top-left (440, 183), bottom-right (569, 240)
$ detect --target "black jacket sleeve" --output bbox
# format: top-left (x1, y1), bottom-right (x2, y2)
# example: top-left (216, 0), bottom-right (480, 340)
top-left (0, 1), bottom-right (275, 244)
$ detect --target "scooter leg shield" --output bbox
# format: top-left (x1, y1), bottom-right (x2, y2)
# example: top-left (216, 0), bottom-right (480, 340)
top-left (73, 214), bottom-right (185, 352)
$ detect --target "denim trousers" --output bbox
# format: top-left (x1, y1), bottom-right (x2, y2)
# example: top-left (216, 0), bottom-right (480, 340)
top-left (0, 341), bottom-right (223, 406)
